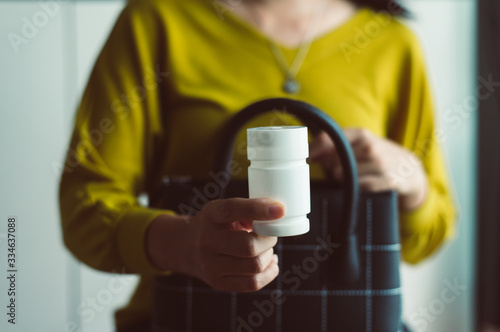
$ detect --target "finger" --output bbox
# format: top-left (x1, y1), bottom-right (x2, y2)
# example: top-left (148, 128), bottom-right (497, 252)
top-left (358, 175), bottom-right (391, 192)
top-left (308, 131), bottom-right (335, 161)
top-left (330, 164), bottom-right (343, 182)
top-left (343, 128), bottom-right (373, 146)
top-left (313, 147), bottom-right (341, 170)
top-left (216, 249), bottom-right (276, 276)
top-left (356, 159), bottom-right (385, 176)
top-left (350, 142), bottom-right (377, 162)
top-left (215, 256), bottom-right (279, 292)
top-left (344, 131), bottom-right (378, 161)
top-left (308, 132), bottom-right (342, 180)
top-left (216, 230), bottom-right (278, 257)
top-left (331, 151), bottom-right (384, 181)
top-left (203, 197), bottom-right (285, 225)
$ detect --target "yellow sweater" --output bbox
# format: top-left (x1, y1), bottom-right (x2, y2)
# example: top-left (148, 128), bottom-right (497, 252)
top-left (59, 0), bottom-right (456, 329)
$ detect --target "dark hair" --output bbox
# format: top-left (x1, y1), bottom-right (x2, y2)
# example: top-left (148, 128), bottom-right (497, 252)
top-left (350, 0), bottom-right (409, 16)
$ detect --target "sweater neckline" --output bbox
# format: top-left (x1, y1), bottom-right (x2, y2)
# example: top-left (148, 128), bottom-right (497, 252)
top-left (214, 3), bottom-right (371, 53)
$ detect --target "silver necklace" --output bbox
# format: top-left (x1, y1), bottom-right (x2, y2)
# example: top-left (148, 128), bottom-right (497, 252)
top-left (249, 0), bottom-right (328, 94)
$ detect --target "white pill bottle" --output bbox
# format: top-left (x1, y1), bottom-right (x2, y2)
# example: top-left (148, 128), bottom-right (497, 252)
top-left (247, 126), bottom-right (311, 237)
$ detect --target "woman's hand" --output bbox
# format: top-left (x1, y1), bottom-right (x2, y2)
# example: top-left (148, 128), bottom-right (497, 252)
top-left (309, 129), bottom-right (428, 211)
top-left (147, 198), bottom-right (284, 292)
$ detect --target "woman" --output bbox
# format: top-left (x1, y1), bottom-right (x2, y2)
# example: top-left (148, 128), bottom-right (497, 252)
top-left (59, 0), bottom-right (456, 330)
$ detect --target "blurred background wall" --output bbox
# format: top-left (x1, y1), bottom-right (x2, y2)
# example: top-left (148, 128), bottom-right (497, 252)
top-left (0, 0), bottom-right (477, 331)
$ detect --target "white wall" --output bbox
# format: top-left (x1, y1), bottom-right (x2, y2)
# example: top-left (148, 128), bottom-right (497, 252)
top-left (400, 1), bottom-right (477, 332)
top-left (0, 0), bottom-right (477, 331)
top-left (0, 2), bottom-right (73, 332)
top-left (0, 1), bottom-right (135, 332)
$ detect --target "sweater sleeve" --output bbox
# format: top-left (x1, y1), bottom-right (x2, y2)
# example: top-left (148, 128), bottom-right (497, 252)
top-left (59, 1), bottom-right (173, 274)
top-left (388, 28), bottom-right (457, 264)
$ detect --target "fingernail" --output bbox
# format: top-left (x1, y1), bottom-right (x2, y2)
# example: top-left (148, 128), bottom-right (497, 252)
top-left (267, 205), bottom-right (284, 218)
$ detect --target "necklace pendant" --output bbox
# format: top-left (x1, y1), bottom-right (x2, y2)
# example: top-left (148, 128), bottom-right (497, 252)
top-left (282, 77), bottom-right (301, 94)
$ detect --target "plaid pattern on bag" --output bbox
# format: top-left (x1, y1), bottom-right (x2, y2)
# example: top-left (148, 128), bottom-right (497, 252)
top-left (151, 182), bottom-right (402, 332)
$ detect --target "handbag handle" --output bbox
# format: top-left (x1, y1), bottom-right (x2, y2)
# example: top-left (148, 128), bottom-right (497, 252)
top-left (213, 98), bottom-right (361, 281)
top-left (214, 98), bottom-right (359, 238)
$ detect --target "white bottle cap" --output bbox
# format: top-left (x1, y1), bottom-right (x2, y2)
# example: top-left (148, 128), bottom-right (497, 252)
top-left (247, 126), bottom-right (309, 161)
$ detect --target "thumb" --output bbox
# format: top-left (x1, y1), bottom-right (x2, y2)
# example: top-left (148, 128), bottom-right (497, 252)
top-left (202, 198), bottom-right (285, 224)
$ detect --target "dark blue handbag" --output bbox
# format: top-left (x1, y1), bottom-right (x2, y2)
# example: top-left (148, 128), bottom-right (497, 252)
top-left (150, 98), bottom-right (402, 332)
